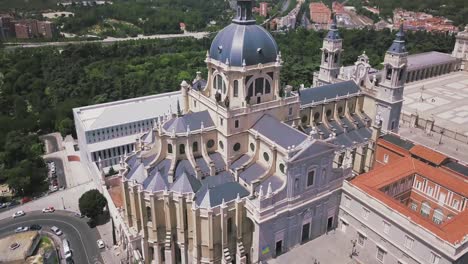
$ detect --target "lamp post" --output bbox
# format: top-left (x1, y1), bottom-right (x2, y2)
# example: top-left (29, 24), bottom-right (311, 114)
top-left (61, 196), bottom-right (65, 210)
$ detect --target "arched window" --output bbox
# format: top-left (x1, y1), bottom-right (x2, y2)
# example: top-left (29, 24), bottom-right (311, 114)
top-left (219, 141), bottom-right (224, 150)
top-left (301, 115), bottom-right (308, 124)
top-left (168, 144), bottom-right (173, 153)
top-left (214, 74), bottom-right (226, 94)
top-left (314, 112), bottom-right (320, 122)
top-left (432, 208), bottom-right (444, 225)
top-left (227, 218), bottom-right (233, 236)
top-left (326, 109), bottom-right (332, 118)
top-left (179, 144), bottom-right (185, 154)
top-left (263, 152), bottom-right (270, 162)
top-left (192, 142), bottom-right (198, 152)
top-left (233, 80), bottom-right (239, 97)
top-left (146, 206), bottom-right (152, 222)
top-left (420, 201), bottom-right (431, 217)
top-left (249, 77), bottom-right (271, 97)
top-left (279, 163), bottom-right (285, 174)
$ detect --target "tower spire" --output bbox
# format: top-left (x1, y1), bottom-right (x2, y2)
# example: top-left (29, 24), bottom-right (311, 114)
top-left (233, 0), bottom-right (255, 25)
top-left (387, 22), bottom-right (407, 54)
top-left (326, 13), bottom-right (340, 40)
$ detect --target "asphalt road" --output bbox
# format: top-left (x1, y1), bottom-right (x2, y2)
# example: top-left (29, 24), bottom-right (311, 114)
top-left (0, 210), bottom-right (103, 264)
top-left (44, 157), bottom-right (67, 190)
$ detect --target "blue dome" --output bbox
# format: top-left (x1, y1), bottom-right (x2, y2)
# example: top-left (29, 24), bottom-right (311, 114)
top-left (209, 23), bottom-right (279, 67)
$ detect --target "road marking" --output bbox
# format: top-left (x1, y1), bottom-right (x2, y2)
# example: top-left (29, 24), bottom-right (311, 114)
top-left (0, 217), bottom-right (92, 264)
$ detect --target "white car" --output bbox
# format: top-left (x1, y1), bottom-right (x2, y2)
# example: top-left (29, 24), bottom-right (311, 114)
top-left (49, 186), bottom-right (59, 192)
top-left (15, 226), bottom-right (29, 233)
top-left (42, 207), bottom-right (55, 213)
top-left (51, 226), bottom-right (62, 236)
top-left (97, 239), bottom-right (105, 249)
top-left (12, 211), bottom-right (25, 218)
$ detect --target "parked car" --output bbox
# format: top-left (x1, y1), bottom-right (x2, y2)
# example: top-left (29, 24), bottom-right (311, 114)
top-left (21, 197), bottom-right (32, 204)
top-left (74, 212), bottom-right (84, 218)
top-left (97, 239), bottom-right (105, 249)
top-left (12, 210), bottom-right (25, 218)
top-left (30, 224), bottom-right (42, 230)
top-left (49, 186), bottom-right (59, 192)
top-left (51, 226), bottom-right (63, 236)
top-left (42, 207), bottom-right (55, 213)
top-left (9, 242), bottom-right (20, 250)
top-left (15, 226), bottom-right (29, 233)
top-left (0, 203), bottom-right (6, 209)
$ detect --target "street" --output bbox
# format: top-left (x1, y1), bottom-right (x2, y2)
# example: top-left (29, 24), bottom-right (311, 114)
top-left (0, 210), bottom-right (103, 264)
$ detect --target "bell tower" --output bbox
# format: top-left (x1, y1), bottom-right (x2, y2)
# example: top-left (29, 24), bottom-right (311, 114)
top-left (316, 14), bottom-right (343, 86)
top-left (375, 24), bottom-right (408, 132)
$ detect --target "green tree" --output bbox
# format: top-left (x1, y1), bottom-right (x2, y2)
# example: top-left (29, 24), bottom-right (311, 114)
top-left (79, 189), bottom-right (108, 220)
top-left (58, 117), bottom-right (74, 137)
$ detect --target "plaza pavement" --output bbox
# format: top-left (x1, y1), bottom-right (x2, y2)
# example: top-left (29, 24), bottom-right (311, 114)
top-left (268, 230), bottom-right (359, 264)
top-left (402, 71), bottom-right (468, 136)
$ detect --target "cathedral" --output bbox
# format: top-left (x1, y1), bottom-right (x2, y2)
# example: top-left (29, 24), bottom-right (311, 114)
top-left (66, 0), bottom-right (468, 262)
top-left (113, 0), bottom-right (417, 263)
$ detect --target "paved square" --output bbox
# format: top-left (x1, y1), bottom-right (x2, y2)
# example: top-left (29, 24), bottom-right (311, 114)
top-left (403, 71), bottom-right (468, 134)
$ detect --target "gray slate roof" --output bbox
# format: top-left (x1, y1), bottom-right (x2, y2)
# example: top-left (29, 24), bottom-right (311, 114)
top-left (163, 110), bottom-right (214, 133)
top-left (143, 169), bottom-right (168, 192)
top-left (326, 15), bottom-right (341, 40)
top-left (194, 182), bottom-right (249, 208)
top-left (299, 80), bottom-right (360, 105)
top-left (387, 24), bottom-right (407, 54)
top-left (209, 23), bottom-right (278, 66)
top-left (444, 161), bottom-right (468, 177)
top-left (407, 51), bottom-right (457, 71)
top-left (171, 172), bottom-right (202, 193)
top-left (381, 134), bottom-right (414, 150)
top-left (252, 114), bottom-right (307, 148)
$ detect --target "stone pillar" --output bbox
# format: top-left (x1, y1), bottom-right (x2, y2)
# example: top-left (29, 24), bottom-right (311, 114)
top-left (352, 146), bottom-right (365, 174)
top-left (137, 187), bottom-right (150, 263)
top-left (207, 208), bottom-right (215, 262)
top-left (191, 203), bottom-right (200, 264)
top-left (176, 197), bottom-right (188, 264)
top-left (164, 192), bottom-right (175, 264)
top-left (129, 184), bottom-right (142, 231)
top-left (122, 180), bottom-right (133, 227)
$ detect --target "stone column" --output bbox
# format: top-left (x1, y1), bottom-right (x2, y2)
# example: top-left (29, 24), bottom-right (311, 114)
top-left (176, 197), bottom-right (188, 264)
top-left (122, 180), bottom-right (133, 227)
top-left (164, 191), bottom-right (175, 264)
top-left (352, 146), bottom-right (365, 174)
top-left (191, 203), bottom-right (200, 264)
top-left (137, 187), bottom-right (150, 263)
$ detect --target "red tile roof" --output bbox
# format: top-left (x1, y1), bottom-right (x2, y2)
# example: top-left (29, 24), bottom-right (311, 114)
top-left (410, 145), bottom-right (448, 165)
top-left (351, 157), bottom-right (468, 244)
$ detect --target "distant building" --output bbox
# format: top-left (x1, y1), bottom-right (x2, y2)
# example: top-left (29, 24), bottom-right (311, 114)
top-left (15, 23), bottom-right (31, 39)
top-left (37, 21), bottom-right (57, 39)
top-left (179, 22), bottom-right (186, 32)
top-left (453, 25), bottom-right (468, 70)
top-left (394, 9), bottom-right (458, 34)
top-left (14, 19), bottom-right (57, 39)
top-left (259, 2), bottom-right (268, 17)
top-left (0, 15), bottom-right (15, 40)
top-left (332, 1), bottom-right (345, 15)
top-left (339, 134), bottom-right (468, 264)
top-left (309, 2), bottom-right (331, 25)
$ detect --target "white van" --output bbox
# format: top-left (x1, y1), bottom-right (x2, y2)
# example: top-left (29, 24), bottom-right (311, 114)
top-left (50, 226), bottom-right (62, 236)
top-left (62, 239), bottom-right (72, 260)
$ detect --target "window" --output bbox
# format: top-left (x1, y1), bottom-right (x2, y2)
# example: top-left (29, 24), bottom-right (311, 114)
top-left (219, 141), bottom-right (224, 150)
top-left (345, 196), bottom-right (351, 208)
top-left (427, 186), bottom-right (434, 196)
top-left (168, 144), bottom-right (173, 153)
top-left (452, 199), bottom-right (459, 209)
top-left (250, 142), bottom-right (255, 151)
top-left (307, 170), bottom-right (315, 187)
top-left (179, 144), bottom-right (185, 154)
top-left (358, 233), bottom-right (366, 246)
top-left (220, 118), bottom-right (224, 126)
top-left (263, 152), bottom-right (270, 162)
top-left (279, 163), bottom-right (285, 174)
top-left (233, 143), bottom-right (241, 152)
top-left (192, 142), bottom-right (198, 152)
top-left (421, 201), bottom-right (431, 217)
top-left (233, 80), bottom-right (239, 97)
top-left (301, 115), bottom-right (308, 123)
top-left (146, 206), bottom-right (152, 222)
top-left (314, 112), bottom-right (320, 122)
top-left (433, 209), bottom-right (444, 224)
top-left (429, 252), bottom-right (440, 264)
top-left (235, 120), bottom-right (239, 128)
top-left (415, 181), bottom-right (421, 190)
top-left (288, 107), bottom-right (293, 115)
top-left (404, 236), bottom-right (414, 249)
top-left (383, 154), bottom-right (389, 163)
top-left (383, 221), bottom-right (390, 234)
top-left (227, 218), bottom-right (233, 236)
top-left (410, 202), bottom-right (417, 211)
top-left (326, 109), bottom-right (332, 118)
top-left (376, 247), bottom-right (386, 262)
top-left (362, 208), bottom-right (370, 220)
